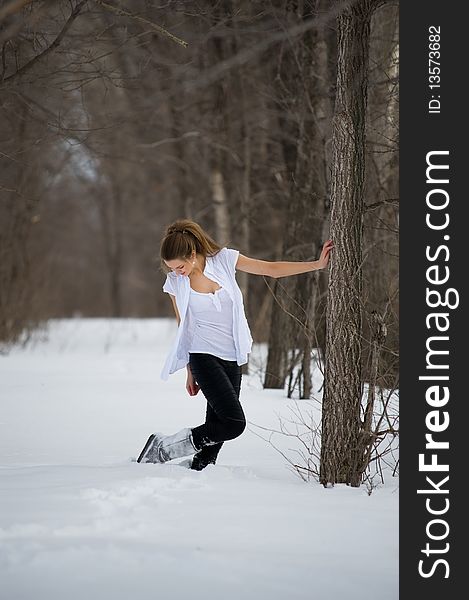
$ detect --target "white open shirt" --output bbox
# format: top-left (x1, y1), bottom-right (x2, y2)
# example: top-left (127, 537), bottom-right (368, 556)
top-left (160, 247), bottom-right (253, 380)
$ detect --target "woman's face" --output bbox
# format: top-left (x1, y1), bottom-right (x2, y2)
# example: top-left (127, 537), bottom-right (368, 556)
top-left (164, 256), bottom-right (194, 276)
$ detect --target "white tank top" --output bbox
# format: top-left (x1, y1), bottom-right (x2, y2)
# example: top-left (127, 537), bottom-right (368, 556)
top-left (188, 286), bottom-right (238, 361)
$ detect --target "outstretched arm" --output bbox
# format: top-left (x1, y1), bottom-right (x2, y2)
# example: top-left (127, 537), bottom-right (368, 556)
top-left (236, 240), bottom-right (333, 279)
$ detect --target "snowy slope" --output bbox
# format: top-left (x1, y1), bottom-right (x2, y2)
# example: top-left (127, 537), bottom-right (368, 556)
top-left (0, 319), bottom-right (398, 600)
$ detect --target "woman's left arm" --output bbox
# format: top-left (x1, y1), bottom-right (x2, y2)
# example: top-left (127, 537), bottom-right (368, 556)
top-left (236, 240), bottom-right (333, 279)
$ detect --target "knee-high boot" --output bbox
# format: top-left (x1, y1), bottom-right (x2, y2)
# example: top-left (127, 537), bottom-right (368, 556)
top-left (137, 428), bottom-right (198, 464)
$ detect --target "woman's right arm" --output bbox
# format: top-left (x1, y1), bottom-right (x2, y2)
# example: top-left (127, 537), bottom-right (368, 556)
top-left (168, 294), bottom-right (180, 326)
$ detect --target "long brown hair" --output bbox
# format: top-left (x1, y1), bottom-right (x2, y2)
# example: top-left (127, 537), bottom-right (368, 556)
top-left (160, 219), bottom-right (224, 274)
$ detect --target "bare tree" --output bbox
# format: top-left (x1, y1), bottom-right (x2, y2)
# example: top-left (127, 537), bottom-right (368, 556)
top-left (319, 0), bottom-right (385, 487)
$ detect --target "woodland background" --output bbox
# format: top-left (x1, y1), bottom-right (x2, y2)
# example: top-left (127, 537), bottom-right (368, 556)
top-left (0, 0), bottom-right (398, 400)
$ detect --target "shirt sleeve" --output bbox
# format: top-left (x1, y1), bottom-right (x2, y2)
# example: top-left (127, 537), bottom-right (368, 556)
top-left (162, 273), bottom-right (176, 295)
top-left (224, 247), bottom-right (240, 275)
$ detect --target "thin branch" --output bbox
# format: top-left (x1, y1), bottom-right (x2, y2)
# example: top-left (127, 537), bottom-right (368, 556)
top-left (2, 0), bottom-right (87, 85)
top-left (91, 0), bottom-right (188, 48)
top-left (365, 197), bottom-right (399, 211)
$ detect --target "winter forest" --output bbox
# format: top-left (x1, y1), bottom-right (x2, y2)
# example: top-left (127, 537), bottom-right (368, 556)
top-left (1, 1), bottom-right (399, 598)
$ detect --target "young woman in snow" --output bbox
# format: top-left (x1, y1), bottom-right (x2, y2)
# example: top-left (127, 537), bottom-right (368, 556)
top-left (137, 219), bottom-right (333, 470)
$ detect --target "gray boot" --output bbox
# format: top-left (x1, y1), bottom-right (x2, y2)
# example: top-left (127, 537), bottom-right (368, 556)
top-left (137, 428), bottom-right (198, 464)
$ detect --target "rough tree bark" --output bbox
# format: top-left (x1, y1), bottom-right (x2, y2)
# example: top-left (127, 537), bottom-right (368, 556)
top-left (319, 0), bottom-right (381, 487)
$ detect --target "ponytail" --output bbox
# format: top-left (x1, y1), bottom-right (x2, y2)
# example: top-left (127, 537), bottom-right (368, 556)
top-left (160, 219), bottom-right (224, 274)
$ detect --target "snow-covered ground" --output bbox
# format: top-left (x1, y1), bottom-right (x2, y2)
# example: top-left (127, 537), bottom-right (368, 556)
top-left (0, 319), bottom-right (398, 600)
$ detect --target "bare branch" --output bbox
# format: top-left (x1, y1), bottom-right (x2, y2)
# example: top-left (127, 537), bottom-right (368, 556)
top-left (2, 0), bottom-right (87, 85)
top-left (91, 0), bottom-right (188, 48)
top-left (365, 197), bottom-right (399, 211)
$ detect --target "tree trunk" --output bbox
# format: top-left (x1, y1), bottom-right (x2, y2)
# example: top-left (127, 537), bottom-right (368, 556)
top-left (320, 0), bottom-right (378, 487)
top-left (210, 168), bottom-right (230, 246)
top-left (98, 172), bottom-right (123, 318)
top-left (0, 102), bottom-right (40, 343)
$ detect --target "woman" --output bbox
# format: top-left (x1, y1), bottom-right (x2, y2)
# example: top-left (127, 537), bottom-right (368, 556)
top-left (137, 219), bottom-right (333, 470)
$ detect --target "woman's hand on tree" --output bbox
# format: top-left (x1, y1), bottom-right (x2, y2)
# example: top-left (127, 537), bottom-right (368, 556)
top-left (316, 239), bottom-right (334, 270)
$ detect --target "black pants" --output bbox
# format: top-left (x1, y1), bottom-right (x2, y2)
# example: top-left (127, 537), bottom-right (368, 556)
top-left (188, 353), bottom-right (246, 470)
